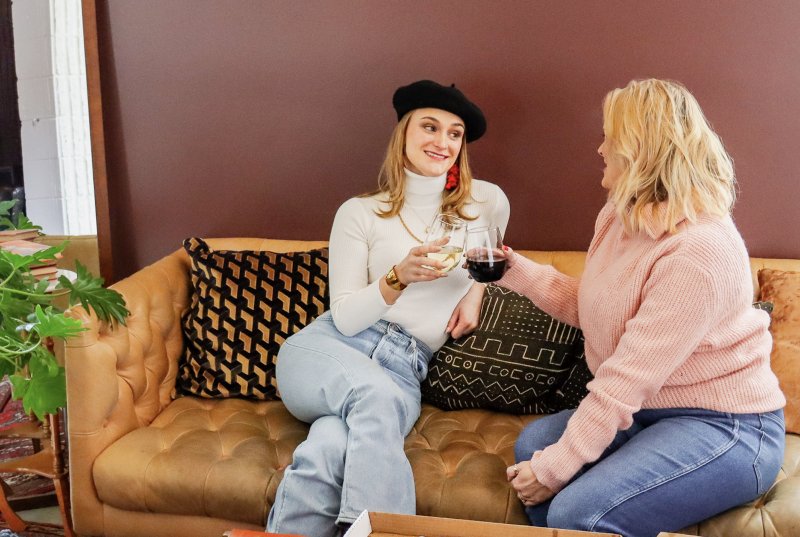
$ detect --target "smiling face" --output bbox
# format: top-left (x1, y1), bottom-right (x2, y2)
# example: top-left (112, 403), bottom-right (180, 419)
top-left (403, 108), bottom-right (465, 177)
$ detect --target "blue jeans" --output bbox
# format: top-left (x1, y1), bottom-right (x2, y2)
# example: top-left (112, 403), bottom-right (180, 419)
top-left (267, 312), bottom-right (431, 537)
top-left (516, 407), bottom-right (785, 537)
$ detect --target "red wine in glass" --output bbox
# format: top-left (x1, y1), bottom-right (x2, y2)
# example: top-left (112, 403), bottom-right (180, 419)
top-left (465, 226), bottom-right (508, 282)
top-left (466, 255), bottom-right (507, 282)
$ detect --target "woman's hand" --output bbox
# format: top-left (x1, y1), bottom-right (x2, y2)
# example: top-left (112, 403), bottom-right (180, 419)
top-left (393, 237), bottom-right (450, 285)
top-left (462, 245), bottom-right (517, 275)
top-left (506, 453), bottom-right (555, 507)
top-left (503, 245), bottom-right (517, 270)
top-left (446, 282), bottom-right (485, 338)
top-left (380, 238), bottom-right (450, 304)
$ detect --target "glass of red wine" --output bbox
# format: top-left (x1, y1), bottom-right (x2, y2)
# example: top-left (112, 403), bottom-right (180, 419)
top-left (465, 226), bottom-right (508, 282)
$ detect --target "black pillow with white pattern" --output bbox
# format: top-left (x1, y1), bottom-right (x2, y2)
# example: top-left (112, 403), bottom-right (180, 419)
top-left (421, 284), bottom-right (590, 414)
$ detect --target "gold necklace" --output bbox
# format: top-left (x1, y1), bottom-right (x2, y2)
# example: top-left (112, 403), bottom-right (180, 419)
top-left (406, 205), bottom-right (434, 234)
top-left (398, 213), bottom-right (424, 244)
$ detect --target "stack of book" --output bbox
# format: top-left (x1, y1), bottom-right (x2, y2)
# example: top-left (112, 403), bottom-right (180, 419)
top-left (0, 236), bottom-right (62, 282)
top-left (0, 228), bottom-right (40, 243)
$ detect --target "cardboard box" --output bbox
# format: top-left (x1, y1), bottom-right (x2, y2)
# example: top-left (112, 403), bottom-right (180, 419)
top-left (344, 511), bottom-right (621, 537)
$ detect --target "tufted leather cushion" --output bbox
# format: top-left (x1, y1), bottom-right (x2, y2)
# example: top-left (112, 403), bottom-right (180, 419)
top-left (91, 398), bottom-right (800, 534)
top-left (405, 406), bottom-right (539, 524)
top-left (92, 398), bottom-right (539, 526)
top-left (758, 269), bottom-right (800, 434)
top-left (93, 397), bottom-right (309, 525)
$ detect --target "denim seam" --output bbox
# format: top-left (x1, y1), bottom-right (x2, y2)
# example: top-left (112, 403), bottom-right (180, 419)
top-left (760, 412), bottom-right (784, 428)
top-left (338, 348), bottom-right (362, 523)
top-left (587, 416), bottom-right (741, 531)
top-left (269, 450), bottom-right (293, 532)
top-left (753, 414), bottom-right (766, 494)
top-left (280, 339), bottom-right (364, 519)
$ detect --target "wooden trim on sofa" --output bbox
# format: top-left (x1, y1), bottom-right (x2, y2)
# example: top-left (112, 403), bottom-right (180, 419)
top-left (81, 0), bottom-right (114, 284)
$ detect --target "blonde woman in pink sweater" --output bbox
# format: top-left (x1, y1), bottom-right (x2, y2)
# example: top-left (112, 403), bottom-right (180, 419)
top-left (502, 79), bottom-right (785, 537)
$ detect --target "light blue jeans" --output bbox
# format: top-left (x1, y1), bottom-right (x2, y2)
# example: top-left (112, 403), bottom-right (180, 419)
top-left (516, 407), bottom-right (785, 537)
top-left (267, 312), bottom-right (431, 537)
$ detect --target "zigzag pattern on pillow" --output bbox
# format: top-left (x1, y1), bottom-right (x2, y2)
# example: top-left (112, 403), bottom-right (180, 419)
top-left (422, 284), bottom-right (590, 414)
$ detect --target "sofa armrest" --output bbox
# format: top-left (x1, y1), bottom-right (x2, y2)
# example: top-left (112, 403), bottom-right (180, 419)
top-left (65, 248), bottom-right (192, 535)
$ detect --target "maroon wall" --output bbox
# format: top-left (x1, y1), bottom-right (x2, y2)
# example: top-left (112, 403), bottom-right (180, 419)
top-left (94, 1), bottom-right (800, 280)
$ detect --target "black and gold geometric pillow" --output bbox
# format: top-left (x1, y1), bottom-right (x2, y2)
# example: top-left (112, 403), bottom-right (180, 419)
top-left (177, 238), bottom-right (329, 400)
top-left (421, 284), bottom-right (590, 414)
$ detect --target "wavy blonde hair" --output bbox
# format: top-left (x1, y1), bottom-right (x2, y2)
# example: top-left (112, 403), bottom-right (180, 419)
top-left (603, 79), bottom-right (736, 237)
top-left (363, 111), bottom-right (476, 220)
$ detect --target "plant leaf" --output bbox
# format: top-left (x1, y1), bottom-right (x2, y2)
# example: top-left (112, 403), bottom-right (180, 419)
top-left (59, 261), bottom-right (128, 327)
top-left (32, 304), bottom-right (85, 339)
top-left (9, 373), bottom-right (30, 399)
top-left (22, 371), bottom-right (65, 420)
top-left (13, 213), bottom-right (42, 231)
top-left (29, 346), bottom-right (60, 378)
top-left (0, 200), bottom-right (16, 219)
top-left (0, 350), bottom-right (15, 378)
top-left (0, 200), bottom-right (42, 231)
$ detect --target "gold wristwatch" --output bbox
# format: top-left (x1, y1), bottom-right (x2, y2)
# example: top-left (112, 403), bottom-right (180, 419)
top-left (385, 266), bottom-right (407, 291)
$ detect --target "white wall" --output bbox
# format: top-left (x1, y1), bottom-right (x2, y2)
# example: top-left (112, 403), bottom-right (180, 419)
top-left (12, 0), bottom-right (95, 235)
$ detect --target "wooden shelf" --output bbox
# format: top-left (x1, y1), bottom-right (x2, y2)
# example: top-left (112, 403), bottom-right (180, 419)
top-left (0, 419), bottom-right (50, 440)
top-left (0, 411), bottom-right (74, 537)
top-left (0, 445), bottom-right (61, 477)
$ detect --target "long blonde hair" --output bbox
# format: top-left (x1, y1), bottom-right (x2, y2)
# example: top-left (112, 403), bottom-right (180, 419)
top-left (603, 79), bottom-right (736, 237)
top-left (364, 111), bottom-right (476, 220)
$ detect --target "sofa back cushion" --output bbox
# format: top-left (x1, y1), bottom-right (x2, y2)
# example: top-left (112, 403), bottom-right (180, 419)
top-left (421, 284), bottom-right (591, 414)
top-left (758, 268), bottom-right (800, 433)
top-left (178, 238), bottom-right (329, 400)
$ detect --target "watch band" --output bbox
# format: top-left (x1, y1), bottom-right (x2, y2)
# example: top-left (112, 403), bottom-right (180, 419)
top-left (385, 266), bottom-right (407, 291)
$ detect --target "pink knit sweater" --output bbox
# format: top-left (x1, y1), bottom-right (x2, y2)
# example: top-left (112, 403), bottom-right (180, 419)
top-left (498, 202), bottom-right (785, 493)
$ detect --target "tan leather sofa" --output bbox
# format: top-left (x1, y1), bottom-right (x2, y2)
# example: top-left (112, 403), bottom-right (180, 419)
top-left (65, 239), bottom-right (800, 537)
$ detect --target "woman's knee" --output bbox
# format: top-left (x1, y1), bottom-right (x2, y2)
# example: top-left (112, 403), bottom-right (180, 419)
top-left (545, 486), bottom-right (598, 532)
top-left (345, 374), bottom-right (420, 435)
top-left (312, 416), bottom-right (349, 450)
top-left (515, 410), bottom-right (574, 461)
top-left (296, 417), bottom-right (349, 474)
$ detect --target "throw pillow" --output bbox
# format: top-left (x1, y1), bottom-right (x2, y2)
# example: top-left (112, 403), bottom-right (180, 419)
top-left (421, 284), bottom-right (590, 414)
top-left (758, 268), bottom-right (800, 434)
top-left (178, 238), bottom-right (329, 400)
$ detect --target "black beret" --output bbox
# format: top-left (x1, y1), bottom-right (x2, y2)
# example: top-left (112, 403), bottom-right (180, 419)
top-left (392, 80), bottom-right (486, 142)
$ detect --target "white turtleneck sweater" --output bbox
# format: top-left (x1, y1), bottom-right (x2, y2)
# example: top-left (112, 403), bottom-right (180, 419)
top-left (328, 169), bottom-right (510, 350)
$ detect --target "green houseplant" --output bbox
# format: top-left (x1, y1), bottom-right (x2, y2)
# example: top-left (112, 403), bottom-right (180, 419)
top-left (0, 200), bottom-right (129, 419)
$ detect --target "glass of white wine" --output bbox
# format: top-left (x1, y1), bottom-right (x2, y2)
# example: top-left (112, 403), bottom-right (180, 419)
top-left (424, 213), bottom-right (466, 273)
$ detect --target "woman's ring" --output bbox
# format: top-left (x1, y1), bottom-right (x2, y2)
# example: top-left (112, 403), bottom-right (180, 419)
top-left (512, 464), bottom-right (519, 475)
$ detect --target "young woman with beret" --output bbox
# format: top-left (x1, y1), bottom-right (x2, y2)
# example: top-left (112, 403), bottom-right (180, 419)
top-left (503, 79), bottom-right (785, 537)
top-left (267, 80), bottom-right (509, 537)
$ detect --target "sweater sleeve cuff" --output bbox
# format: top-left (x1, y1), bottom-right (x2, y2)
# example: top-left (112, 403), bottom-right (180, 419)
top-left (496, 254), bottom-right (543, 293)
top-left (529, 450), bottom-right (569, 494)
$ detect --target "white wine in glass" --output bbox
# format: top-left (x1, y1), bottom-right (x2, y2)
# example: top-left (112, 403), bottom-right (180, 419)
top-left (425, 214), bottom-right (466, 273)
